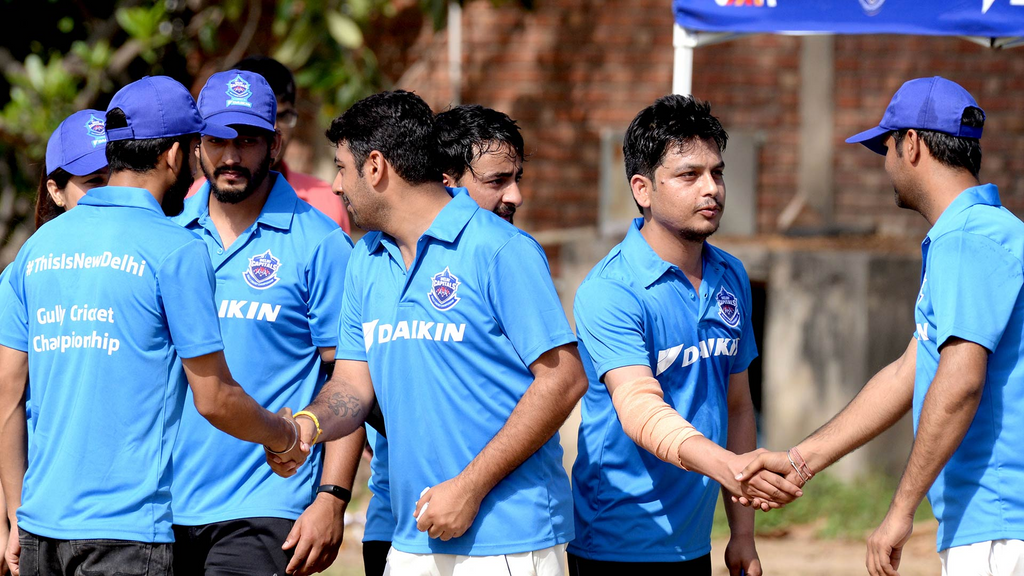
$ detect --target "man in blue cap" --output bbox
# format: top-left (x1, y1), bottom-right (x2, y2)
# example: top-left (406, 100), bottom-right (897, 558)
top-left (737, 76), bottom-right (1024, 576)
top-left (0, 76), bottom-right (307, 576)
top-left (170, 69), bottom-right (354, 576)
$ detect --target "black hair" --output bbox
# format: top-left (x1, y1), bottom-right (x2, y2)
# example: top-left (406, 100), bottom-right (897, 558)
top-left (234, 56), bottom-right (296, 105)
top-left (35, 167), bottom-right (70, 229)
top-left (325, 90), bottom-right (440, 185)
top-left (104, 108), bottom-right (193, 174)
top-left (435, 104), bottom-right (524, 180)
top-left (892, 106), bottom-right (984, 178)
top-left (623, 94), bottom-right (728, 214)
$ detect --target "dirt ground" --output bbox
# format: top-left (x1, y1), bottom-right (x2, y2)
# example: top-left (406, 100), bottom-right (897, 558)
top-left (710, 520), bottom-right (941, 576)
top-left (323, 515), bottom-right (941, 575)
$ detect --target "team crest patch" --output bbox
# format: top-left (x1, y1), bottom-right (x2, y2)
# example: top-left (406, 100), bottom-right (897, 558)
top-left (243, 250), bottom-right (281, 289)
top-left (716, 287), bottom-right (741, 327)
top-left (858, 0), bottom-right (885, 15)
top-left (428, 267), bottom-right (461, 311)
top-left (84, 114), bottom-right (107, 147)
top-left (225, 74), bottom-right (254, 108)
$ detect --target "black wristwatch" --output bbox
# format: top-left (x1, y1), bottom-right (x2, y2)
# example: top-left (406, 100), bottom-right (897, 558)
top-left (317, 484), bottom-right (352, 503)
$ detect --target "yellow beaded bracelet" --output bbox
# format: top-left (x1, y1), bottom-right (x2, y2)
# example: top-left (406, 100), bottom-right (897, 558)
top-left (294, 410), bottom-right (322, 445)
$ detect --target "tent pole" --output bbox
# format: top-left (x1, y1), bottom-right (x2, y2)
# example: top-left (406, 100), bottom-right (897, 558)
top-left (673, 24), bottom-right (695, 95)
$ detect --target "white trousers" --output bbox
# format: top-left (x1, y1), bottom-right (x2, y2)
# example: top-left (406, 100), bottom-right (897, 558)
top-left (383, 543), bottom-right (567, 576)
top-left (940, 539), bottom-right (1024, 576)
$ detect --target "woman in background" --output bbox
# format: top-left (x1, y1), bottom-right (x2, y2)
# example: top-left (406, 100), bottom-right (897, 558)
top-left (34, 108), bottom-right (110, 227)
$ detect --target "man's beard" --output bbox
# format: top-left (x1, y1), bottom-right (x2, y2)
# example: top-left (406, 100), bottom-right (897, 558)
top-left (495, 202), bottom-right (516, 224)
top-left (203, 153), bottom-right (272, 205)
top-left (678, 226), bottom-right (715, 243)
top-left (677, 200), bottom-right (721, 243)
top-left (162, 160), bottom-right (194, 217)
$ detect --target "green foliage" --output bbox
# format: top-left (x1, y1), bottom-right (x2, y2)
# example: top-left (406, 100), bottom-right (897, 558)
top-left (0, 0), bottom-right (530, 251)
top-left (711, 473), bottom-right (935, 540)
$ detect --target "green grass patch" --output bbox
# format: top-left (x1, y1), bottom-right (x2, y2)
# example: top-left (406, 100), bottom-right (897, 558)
top-left (711, 473), bottom-right (934, 540)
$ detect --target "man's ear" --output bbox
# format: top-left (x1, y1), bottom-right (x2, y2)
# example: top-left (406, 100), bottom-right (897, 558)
top-left (630, 174), bottom-right (653, 211)
top-left (903, 129), bottom-right (922, 164)
top-left (270, 131), bottom-right (283, 165)
top-left (365, 150), bottom-right (386, 187)
top-left (442, 173), bottom-right (458, 187)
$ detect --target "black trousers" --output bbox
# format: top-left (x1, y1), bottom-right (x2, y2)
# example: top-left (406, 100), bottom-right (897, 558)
top-left (567, 551), bottom-right (711, 576)
top-left (18, 528), bottom-right (173, 576)
top-left (172, 517), bottom-right (294, 576)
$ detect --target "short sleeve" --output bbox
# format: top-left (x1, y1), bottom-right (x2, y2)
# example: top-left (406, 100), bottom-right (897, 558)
top-left (928, 232), bottom-right (1024, 352)
top-left (0, 263), bottom-right (29, 352)
top-left (573, 278), bottom-right (649, 380)
top-left (486, 234), bottom-right (576, 367)
top-left (305, 229), bottom-right (354, 348)
top-left (731, 267), bottom-right (758, 374)
top-left (156, 240), bottom-right (224, 358)
top-left (334, 253), bottom-right (367, 362)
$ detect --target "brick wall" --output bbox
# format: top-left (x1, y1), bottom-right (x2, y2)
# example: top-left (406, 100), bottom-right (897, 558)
top-left (374, 1), bottom-right (1024, 237)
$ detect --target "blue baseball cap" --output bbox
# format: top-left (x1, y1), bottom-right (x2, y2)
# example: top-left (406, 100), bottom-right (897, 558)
top-left (45, 109), bottom-right (109, 176)
top-left (846, 76), bottom-right (984, 155)
top-left (197, 70), bottom-right (277, 134)
top-left (105, 76), bottom-right (236, 142)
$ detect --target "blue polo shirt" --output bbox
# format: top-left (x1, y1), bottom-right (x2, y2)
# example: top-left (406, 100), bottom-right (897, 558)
top-left (362, 426), bottom-right (397, 542)
top-left (912, 184), bottom-right (1024, 552)
top-left (0, 186), bottom-right (223, 542)
top-left (569, 218), bottom-right (757, 562)
top-left (170, 174), bottom-right (352, 525)
top-left (335, 190), bottom-right (576, 555)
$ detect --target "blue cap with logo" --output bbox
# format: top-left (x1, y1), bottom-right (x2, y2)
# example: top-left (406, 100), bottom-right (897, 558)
top-left (846, 76), bottom-right (984, 155)
top-left (105, 76), bottom-right (237, 142)
top-left (197, 70), bottom-right (277, 134)
top-left (45, 109), bottom-right (110, 176)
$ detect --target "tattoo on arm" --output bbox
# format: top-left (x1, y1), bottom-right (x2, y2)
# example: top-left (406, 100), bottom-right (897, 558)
top-left (327, 392), bottom-right (361, 417)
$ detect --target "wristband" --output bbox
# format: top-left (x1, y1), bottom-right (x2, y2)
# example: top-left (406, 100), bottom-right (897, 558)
top-left (317, 484), bottom-right (352, 503)
top-left (294, 410), bottom-right (323, 444)
top-left (266, 417), bottom-right (298, 455)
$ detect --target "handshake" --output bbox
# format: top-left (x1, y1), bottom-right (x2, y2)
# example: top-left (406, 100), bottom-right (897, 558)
top-left (719, 447), bottom-right (814, 511)
top-left (262, 407), bottom-right (314, 476)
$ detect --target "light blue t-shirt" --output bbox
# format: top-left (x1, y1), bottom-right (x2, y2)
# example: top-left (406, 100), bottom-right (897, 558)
top-left (912, 184), bottom-right (1024, 552)
top-left (569, 218), bottom-right (757, 562)
top-left (335, 190), bottom-right (576, 555)
top-left (0, 266), bottom-right (31, 431)
top-left (362, 426), bottom-right (396, 542)
top-left (170, 174), bottom-right (352, 525)
top-left (0, 186), bottom-right (224, 542)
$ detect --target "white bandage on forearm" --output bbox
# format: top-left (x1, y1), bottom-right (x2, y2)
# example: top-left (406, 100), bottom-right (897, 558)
top-left (610, 376), bottom-right (704, 468)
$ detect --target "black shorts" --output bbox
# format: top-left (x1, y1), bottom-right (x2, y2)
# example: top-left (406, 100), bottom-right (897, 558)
top-left (19, 528), bottom-right (172, 576)
top-left (362, 540), bottom-right (391, 576)
top-left (173, 517), bottom-right (294, 576)
top-left (567, 551), bottom-right (711, 576)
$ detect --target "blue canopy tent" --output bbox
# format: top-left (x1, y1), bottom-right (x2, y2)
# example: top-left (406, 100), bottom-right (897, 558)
top-left (670, 0), bottom-right (1024, 230)
top-left (671, 0), bottom-right (1024, 94)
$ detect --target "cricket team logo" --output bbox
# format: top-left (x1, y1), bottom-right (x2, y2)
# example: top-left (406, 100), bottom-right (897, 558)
top-left (716, 287), bottom-right (741, 327)
top-left (84, 114), bottom-right (107, 147)
top-left (225, 74), bottom-right (254, 108)
top-left (243, 250), bottom-right (281, 289)
top-left (428, 267), bottom-right (461, 311)
top-left (858, 0), bottom-right (885, 15)
top-left (714, 0), bottom-right (777, 6)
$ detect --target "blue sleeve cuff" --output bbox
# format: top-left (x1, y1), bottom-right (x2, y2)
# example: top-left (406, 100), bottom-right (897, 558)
top-left (175, 340), bottom-right (224, 360)
top-left (335, 347), bottom-right (368, 362)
